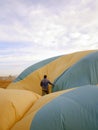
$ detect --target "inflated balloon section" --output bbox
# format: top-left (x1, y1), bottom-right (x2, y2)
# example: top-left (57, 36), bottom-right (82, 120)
top-left (1, 50), bottom-right (98, 130)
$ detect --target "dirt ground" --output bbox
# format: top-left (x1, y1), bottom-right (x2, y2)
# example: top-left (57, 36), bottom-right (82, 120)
top-left (0, 76), bottom-right (16, 88)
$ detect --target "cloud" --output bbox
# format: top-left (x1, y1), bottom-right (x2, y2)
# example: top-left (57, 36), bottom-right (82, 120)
top-left (0, 0), bottom-right (98, 75)
top-left (0, 0), bottom-right (98, 44)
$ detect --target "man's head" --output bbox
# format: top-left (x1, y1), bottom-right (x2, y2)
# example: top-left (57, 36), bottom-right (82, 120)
top-left (44, 75), bottom-right (47, 78)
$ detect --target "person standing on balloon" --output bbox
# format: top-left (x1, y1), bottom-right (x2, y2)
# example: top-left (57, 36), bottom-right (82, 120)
top-left (40, 75), bottom-right (54, 96)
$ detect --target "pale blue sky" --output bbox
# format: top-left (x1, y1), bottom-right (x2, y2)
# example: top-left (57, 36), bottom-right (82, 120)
top-left (0, 0), bottom-right (98, 76)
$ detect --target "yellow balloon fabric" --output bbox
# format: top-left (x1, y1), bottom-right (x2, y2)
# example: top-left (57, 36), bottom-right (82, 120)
top-left (0, 88), bottom-right (41, 130)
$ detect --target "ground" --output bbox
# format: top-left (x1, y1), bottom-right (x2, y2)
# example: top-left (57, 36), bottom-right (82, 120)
top-left (0, 76), bottom-right (16, 88)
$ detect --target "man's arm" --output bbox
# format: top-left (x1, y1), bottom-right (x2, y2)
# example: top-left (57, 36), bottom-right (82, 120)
top-left (48, 81), bottom-right (54, 86)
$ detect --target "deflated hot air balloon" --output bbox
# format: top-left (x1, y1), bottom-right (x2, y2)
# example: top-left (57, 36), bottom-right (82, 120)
top-left (8, 85), bottom-right (98, 130)
top-left (7, 50), bottom-right (98, 95)
top-left (0, 50), bottom-right (98, 130)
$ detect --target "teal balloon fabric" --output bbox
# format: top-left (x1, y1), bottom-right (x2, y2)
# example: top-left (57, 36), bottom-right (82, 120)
top-left (30, 85), bottom-right (98, 130)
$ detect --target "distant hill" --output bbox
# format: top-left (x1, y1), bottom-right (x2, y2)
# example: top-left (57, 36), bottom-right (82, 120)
top-left (0, 76), bottom-right (16, 88)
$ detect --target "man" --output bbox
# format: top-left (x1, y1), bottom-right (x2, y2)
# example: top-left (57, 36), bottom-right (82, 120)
top-left (40, 75), bottom-right (54, 96)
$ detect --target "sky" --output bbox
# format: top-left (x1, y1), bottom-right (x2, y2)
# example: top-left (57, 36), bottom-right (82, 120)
top-left (0, 0), bottom-right (98, 76)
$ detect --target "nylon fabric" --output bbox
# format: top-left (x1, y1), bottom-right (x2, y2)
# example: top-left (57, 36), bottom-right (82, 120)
top-left (11, 89), bottom-right (73, 130)
top-left (30, 85), bottom-right (98, 130)
top-left (7, 50), bottom-right (96, 95)
top-left (0, 88), bottom-right (41, 130)
top-left (14, 56), bottom-right (60, 82)
top-left (1, 50), bottom-right (98, 130)
top-left (53, 51), bottom-right (98, 92)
